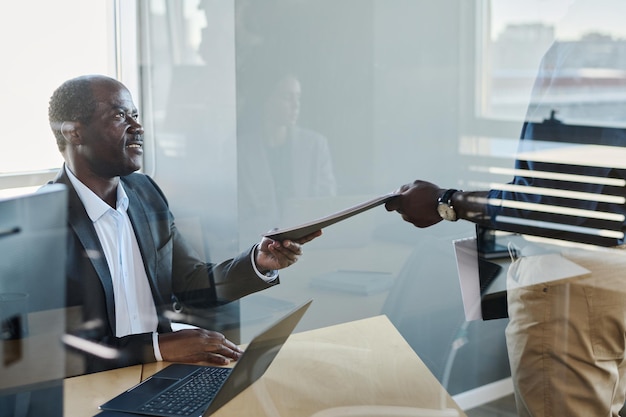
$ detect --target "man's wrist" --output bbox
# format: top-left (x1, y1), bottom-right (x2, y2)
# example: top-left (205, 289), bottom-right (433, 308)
top-left (153, 332), bottom-right (163, 361)
top-left (251, 244), bottom-right (278, 281)
top-left (437, 188), bottom-right (461, 222)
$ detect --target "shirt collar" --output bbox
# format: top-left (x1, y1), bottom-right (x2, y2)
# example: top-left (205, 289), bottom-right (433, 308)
top-left (65, 165), bottom-right (130, 222)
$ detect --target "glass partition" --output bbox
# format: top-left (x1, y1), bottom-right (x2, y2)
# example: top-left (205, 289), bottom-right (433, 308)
top-left (3, 0), bottom-right (625, 414)
top-left (139, 0), bottom-right (509, 397)
top-left (138, 2), bottom-right (626, 409)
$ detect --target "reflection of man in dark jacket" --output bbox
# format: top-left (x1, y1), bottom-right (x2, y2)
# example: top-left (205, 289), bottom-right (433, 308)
top-left (47, 75), bottom-right (320, 374)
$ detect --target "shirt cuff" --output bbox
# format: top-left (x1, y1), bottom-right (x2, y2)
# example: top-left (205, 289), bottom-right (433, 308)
top-left (251, 244), bottom-right (278, 282)
top-left (153, 332), bottom-right (163, 362)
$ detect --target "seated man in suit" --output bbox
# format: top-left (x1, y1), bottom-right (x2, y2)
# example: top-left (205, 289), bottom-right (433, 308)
top-left (47, 74), bottom-right (321, 373)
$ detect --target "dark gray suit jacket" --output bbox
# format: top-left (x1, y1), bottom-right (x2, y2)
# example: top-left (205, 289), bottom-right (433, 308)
top-left (50, 168), bottom-right (277, 372)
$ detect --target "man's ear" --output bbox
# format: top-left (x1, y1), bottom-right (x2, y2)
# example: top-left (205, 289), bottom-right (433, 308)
top-left (60, 121), bottom-right (81, 145)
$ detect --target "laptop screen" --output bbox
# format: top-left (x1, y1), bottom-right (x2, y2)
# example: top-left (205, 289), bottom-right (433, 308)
top-left (205, 299), bottom-right (312, 415)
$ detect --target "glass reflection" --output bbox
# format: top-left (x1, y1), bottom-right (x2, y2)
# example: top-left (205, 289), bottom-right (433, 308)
top-left (474, 2), bottom-right (626, 414)
top-left (20, 0), bottom-right (625, 415)
top-left (237, 71), bottom-right (337, 243)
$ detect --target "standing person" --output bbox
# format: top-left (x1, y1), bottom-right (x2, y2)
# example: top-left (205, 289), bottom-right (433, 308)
top-left (385, 56), bottom-right (626, 417)
top-left (47, 74), bottom-right (321, 374)
top-left (386, 3), bottom-right (626, 413)
top-left (386, 176), bottom-right (626, 416)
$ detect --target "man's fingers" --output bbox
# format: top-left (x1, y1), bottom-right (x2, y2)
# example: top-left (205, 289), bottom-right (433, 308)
top-left (385, 199), bottom-right (400, 211)
top-left (296, 229), bottom-right (322, 244)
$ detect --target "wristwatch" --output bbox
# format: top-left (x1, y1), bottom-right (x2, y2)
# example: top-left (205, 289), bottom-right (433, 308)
top-left (437, 189), bottom-right (460, 222)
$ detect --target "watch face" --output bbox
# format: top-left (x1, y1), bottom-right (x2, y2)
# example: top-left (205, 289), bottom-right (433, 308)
top-left (437, 203), bottom-right (457, 221)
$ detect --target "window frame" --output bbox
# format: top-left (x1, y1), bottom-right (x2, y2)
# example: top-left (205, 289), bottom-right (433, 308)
top-left (0, 0), bottom-right (139, 194)
top-left (459, 0), bottom-right (526, 140)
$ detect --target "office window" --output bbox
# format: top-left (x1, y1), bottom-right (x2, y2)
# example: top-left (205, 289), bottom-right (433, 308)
top-left (0, 1), bottom-right (115, 187)
top-left (478, 0), bottom-right (626, 126)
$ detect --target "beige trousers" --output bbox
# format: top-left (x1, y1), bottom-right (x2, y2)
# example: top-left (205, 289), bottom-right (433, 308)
top-left (506, 245), bottom-right (626, 417)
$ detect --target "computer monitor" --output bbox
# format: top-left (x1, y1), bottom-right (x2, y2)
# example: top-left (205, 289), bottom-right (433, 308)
top-left (0, 184), bottom-right (68, 417)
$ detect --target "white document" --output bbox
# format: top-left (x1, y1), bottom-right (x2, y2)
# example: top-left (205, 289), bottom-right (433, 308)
top-left (453, 237), bottom-right (482, 321)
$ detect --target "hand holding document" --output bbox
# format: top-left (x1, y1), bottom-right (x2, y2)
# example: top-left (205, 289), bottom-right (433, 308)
top-left (263, 192), bottom-right (400, 241)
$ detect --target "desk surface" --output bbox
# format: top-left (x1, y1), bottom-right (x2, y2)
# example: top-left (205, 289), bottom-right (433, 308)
top-left (64, 315), bottom-right (466, 417)
top-left (238, 240), bottom-right (414, 341)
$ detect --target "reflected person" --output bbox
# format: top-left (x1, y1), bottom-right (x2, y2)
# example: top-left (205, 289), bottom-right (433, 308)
top-left (238, 73), bottom-right (337, 243)
top-left (46, 74), bottom-right (321, 374)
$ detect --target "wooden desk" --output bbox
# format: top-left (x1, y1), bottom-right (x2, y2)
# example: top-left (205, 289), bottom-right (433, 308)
top-left (64, 316), bottom-right (466, 417)
top-left (64, 365), bottom-right (143, 417)
top-left (239, 241), bottom-right (415, 341)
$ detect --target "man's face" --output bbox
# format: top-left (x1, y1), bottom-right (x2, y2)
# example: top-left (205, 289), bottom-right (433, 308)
top-left (77, 80), bottom-right (144, 178)
top-left (266, 76), bottom-right (301, 128)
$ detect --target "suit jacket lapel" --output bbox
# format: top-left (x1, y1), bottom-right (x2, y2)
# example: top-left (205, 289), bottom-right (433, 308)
top-left (123, 180), bottom-right (168, 309)
top-left (54, 168), bottom-right (117, 332)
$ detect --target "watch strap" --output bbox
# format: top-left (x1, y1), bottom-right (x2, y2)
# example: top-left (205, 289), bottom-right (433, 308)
top-left (438, 188), bottom-right (459, 206)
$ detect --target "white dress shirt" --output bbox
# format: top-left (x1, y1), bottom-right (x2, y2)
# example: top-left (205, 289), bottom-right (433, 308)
top-left (65, 167), bottom-right (278, 361)
top-left (66, 167), bottom-right (163, 358)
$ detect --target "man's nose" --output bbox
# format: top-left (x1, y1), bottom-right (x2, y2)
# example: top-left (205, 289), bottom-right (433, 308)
top-left (129, 118), bottom-right (144, 135)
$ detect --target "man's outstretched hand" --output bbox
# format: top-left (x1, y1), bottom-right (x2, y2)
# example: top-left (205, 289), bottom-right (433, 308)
top-left (256, 230), bottom-right (322, 271)
top-left (385, 180), bottom-right (443, 228)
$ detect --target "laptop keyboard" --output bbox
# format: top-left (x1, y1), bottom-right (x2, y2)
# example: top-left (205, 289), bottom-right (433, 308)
top-left (139, 366), bottom-right (232, 416)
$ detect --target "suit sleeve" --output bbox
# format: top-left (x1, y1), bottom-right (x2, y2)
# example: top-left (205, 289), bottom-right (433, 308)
top-left (134, 174), bottom-right (278, 312)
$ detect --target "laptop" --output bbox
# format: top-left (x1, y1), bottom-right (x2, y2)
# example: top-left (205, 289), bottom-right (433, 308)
top-left (97, 299), bottom-right (312, 417)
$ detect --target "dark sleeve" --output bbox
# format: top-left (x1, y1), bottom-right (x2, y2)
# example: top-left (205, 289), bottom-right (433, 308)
top-left (79, 333), bottom-right (156, 374)
top-left (99, 332), bottom-right (157, 372)
top-left (132, 174), bottom-right (277, 311)
top-left (170, 234), bottom-right (277, 308)
top-left (486, 123), bottom-right (626, 246)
